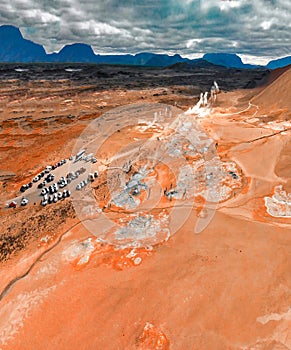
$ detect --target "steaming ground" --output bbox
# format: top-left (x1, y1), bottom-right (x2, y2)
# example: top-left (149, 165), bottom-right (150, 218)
top-left (0, 64), bottom-right (290, 349)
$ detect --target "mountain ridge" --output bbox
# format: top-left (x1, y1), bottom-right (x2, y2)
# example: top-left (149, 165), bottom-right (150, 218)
top-left (0, 25), bottom-right (289, 69)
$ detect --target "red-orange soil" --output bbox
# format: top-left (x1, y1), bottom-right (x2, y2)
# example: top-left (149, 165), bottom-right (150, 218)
top-left (0, 67), bottom-right (290, 350)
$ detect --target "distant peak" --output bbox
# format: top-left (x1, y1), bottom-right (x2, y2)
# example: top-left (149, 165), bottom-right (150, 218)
top-left (203, 53), bottom-right (244, 68)
top-left (59, 43), bottom-right (94, 52)
top-left (0, 25), bottom-right (22, 38)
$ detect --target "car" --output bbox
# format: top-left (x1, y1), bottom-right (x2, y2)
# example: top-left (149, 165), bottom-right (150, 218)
top-left (59, 181), bottom-right (67, 188)
top-left (64, 189), bottom-right (71, 198)
top-left (28, 182), bottom-right (33, 188)
top-left (38, 183), bottom-right (44, 189)
top-left (8, 201), bottom-right (17, 208)
top-left (92, 158), bottom-right (97, 163)
top-left (57, 192), bottom-right (63, 199)
top-left (94, 171), bottom-right (99, 178)
top-left (67, 171), bottom-right (76, 179)
top-left (20, 185), bottom-right (27, 192)
top-left (41, 200), bottom-right (47, 206)
top-left (76, 184), bottom-right (81, 191)
top-left (48, 195), bottom-right (53, 204)
top-left (53, 196), bottom-right (58, 203)
top-left (57, 177), bottom-right (65, 185)
top-left (41, 188), bottom-right (48, 195)
top-left (33, 176), bottom-right (39, 182)
top-left (20, 198), bottom-right (28, 206)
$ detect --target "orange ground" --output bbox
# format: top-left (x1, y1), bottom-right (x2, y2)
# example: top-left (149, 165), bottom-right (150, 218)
top-left (0, 68), bottom-right (290, 349)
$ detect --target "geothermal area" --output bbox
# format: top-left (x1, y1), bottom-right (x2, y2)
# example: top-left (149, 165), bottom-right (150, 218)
top-left (0, 63), bottom-right (290, 349)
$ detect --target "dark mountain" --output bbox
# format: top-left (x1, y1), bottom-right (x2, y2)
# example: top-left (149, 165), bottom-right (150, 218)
top-left (145, 53), bottom-right (188, 67)
top-left (169, 59), bottom-right (226, 71)
top-left (203, 53), bottom-right (259, 69)
top-left (0, 25), bottom-right (290, 69)
top-left (267, 56), bottom-right (291, 69)
top-left (47, 49), bottom-right (187, 66)
top-left (94, 54), bottom-right (135, 65)
top-left (0, 25), bottom-right (46, 62)
top-left (47, 43), bottom-right (96, 63)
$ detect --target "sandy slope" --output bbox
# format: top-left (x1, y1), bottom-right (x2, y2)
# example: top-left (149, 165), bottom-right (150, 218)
top-left (251, 67), bottom-right (291, 111)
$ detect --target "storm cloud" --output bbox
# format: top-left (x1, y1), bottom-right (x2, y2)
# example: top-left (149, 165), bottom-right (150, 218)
top-left (0, 0), bottom-right (290, 63)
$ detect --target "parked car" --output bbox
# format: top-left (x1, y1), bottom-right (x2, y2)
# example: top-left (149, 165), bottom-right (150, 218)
top-left (8, 201), bottom-right (17, 208)
top-left (33, 176), bottom-right (39, 182)
top-left (20, 198), bottom-right (29, 206)
top-left (41, 188), bottom-right (48, 195)
top-left (20, 185), bottom-right (27, 192)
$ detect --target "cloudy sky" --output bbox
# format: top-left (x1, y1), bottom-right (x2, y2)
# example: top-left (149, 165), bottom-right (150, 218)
top-left (0, 0), bottom-right (290, 64)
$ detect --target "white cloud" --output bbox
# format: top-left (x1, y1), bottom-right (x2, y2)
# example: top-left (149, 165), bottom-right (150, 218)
top-left (260, 20), bottom-right (273, 30)
top-left (186, 38), bottom-right (202, 49)
top-left (0, 0), bottom-right (289, 60)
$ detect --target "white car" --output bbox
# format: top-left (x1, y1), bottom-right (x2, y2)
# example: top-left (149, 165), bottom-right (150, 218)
top-left (21, 198), bottom-right (29, 206)
top-left (41, 188), bottom-right (48, 195)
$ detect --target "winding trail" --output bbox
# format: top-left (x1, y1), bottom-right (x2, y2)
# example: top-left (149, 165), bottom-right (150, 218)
top-left (0, 221), bottom-right (83, 302)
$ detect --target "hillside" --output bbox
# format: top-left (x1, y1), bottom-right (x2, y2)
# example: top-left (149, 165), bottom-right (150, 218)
top-left (251, 66), bottom-right (291, 111)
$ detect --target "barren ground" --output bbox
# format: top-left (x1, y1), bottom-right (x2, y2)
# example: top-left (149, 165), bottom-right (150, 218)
top-left (0, 64), bottom-right (290, 350)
